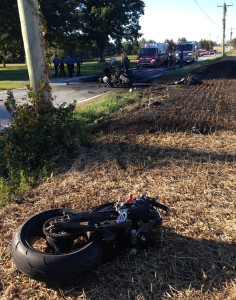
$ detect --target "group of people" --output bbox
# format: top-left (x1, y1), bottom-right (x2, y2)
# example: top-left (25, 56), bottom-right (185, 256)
top-left (53, 54), bottom-right (82, 78)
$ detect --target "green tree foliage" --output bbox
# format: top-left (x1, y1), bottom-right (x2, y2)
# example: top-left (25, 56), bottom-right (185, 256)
top-left (231, 38), bottom-right (236, 49)
top-left (0, 0), bottom-right (144, 62)
top-left (76, 0), bottom-right (145, 61)
top-left (178, 37), bottom-right (187, 42)
top-left (198, 39), bottom-right (215, 50)
top-left (122, 41), bottom-right (139, 55)
top-left (39, 0), bottom-right (81, 53)
top-left (165, 39), bottom-right (175, 51)
top-left (0, 0), bottom-right (24, 64)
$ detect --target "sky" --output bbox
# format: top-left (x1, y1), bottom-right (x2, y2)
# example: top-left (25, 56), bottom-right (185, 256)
top-left (139, 0), bottom-right (236, 44)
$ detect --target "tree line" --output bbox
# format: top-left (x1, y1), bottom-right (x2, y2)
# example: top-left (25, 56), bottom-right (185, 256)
top-left (0, 0), bottom-right (144, 63)
top-left (1, 0), bottom-right (231, 65)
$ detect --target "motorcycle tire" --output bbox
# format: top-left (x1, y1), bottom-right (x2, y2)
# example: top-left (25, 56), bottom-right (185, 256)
top-left (11, 209), bottom-right (104, 283)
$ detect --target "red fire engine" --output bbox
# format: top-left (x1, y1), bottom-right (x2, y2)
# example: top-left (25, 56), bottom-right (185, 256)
top-left (136, 42), bottom-right (169, 68)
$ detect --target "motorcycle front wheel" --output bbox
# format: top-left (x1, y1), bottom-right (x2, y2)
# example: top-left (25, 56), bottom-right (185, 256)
top-left (11, 209), bottom-right (104, 283)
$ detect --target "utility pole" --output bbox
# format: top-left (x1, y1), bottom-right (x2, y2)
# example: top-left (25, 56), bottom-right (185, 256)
top-left (229, 27), bottom-right (235, 52)
top-left (217, 2), bottom-right (233, 56)
top-left (17, 0), bottom-right (51, 103)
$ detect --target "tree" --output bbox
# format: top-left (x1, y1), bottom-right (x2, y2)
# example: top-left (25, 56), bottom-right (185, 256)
top-left (120, 41), bottom-right (140, 55)
top-left (77, 0), bottom-right (145, 61)
top-left (165, 39), bottom-right (175, 51)
top-left (0, 0), bottom-right (81, 62)
top-left (198, 39), bottom-right (215, 50)
top-left (232, 38), bottom-right (236, 49)
top-left (39, 0), bottom-right (81, 51)
top-left (138, 38), bottom-right (147, 48)
top-left (178, 37), bottom-right (187, 42)
top-left (0, 0), bottom-right (24, 65)
top-left (1, 0), bottom-right (144, 62)
top-left (131, 41), bottom-right (140, 55)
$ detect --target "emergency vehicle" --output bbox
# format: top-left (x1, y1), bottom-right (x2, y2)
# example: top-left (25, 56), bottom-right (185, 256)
top-left (173, 41), bottom-right (198, 63)
top-left (136, 43), bottom-right (169, 68)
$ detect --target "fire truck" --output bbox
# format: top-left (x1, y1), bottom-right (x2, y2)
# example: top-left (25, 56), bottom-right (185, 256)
top-left (136, 42), bottom-right (169, 68)
top-left (173, 41), bottom-right (198, 63)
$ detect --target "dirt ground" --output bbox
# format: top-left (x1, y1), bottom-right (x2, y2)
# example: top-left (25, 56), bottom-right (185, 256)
top-left (0, 59), bottom-right (235, 299)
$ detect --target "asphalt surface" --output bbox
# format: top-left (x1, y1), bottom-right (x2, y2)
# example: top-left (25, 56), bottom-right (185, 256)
top-left (0, 54), bottom-right (220, 129)
top-left (0, 66), bottom-right (167, 128)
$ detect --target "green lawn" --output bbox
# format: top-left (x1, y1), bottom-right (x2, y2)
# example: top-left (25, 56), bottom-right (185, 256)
top-left (0, 80), bottom-right (29, 90)
top-left (0, 62), bottom-right (106, 90)
top-left (0, 56), bottom-right (138, 91)
top-left (1, 54), bottom-right (225, 91)
top-left (0, 64), bottom-right (29, 80)
top-left (0, 64), bottom-right (29, 90)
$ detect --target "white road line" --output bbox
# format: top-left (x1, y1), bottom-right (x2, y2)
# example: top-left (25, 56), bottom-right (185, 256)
top-left (76, 92), bottom-right (108, 104)
top-left (0, 92), bottom-right (109, 107)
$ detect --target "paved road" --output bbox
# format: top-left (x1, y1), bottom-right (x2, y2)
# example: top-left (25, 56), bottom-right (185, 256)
top-left (0, 67), bottom-right (165, 128)
top-left (0, 53), bottom-right (221, 129)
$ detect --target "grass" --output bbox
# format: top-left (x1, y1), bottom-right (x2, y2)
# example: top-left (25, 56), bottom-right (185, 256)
top-left (0, 56), bottom-right (235, 299)
top-left (0, 80), bottom-right (29, 90)
top-left (0, 56), bottom-right (137, 90)
top-left (0, 64), bottom-right (29, 90)
top-left (0, 54), bottom-right (224, 91)
top-left (0, 64), bottom-right (29, 80)
top-left (74, 55), bottom-right (227, 129)
top-left (156, 55), bottom-right (221, 82)
top-left (75, 90), bottom-right (143, 126)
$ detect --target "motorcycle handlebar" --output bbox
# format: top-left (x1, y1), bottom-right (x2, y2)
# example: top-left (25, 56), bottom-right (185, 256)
top-left (139, 194), bottom-right (169, 212)
top-left (152, 201), bottom-right (169, 212)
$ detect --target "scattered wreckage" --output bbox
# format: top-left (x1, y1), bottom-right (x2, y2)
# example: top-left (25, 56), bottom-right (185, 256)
top-left (99, 56), bottom-right (133, 88)
top-left (175, 73), bottom-right (203, 85)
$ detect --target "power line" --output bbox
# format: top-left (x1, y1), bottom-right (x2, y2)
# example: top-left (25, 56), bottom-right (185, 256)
top-left (212, 0), bottom-right (221, 5)
top-left (209, 0), bottom-right (218, 11)
top-left (193, 0), bottom-right (220, 27)
top-left (209, 0), bottom-right (223, 15)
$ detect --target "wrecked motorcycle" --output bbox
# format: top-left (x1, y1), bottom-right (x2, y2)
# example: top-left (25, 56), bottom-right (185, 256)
top-left (102, 64), bottom-right (133, 88)
top-left (11, 192), bottom-right (169, 283)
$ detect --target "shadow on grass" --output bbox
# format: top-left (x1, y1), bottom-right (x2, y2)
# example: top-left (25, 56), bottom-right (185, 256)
top-left (71, 141), bottom-right (234, 174)
top-left (157, 58), bottom-right (236, 84)
top-left (0, 68), bottom-right (29, 81)
top-left (199, 60), bottom-right (236, 80)
top-left (47, 228), bottom-right (235, 299)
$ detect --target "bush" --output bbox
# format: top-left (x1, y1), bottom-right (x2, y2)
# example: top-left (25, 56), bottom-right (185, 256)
top-left (0, 89), bottom-right (85, 205)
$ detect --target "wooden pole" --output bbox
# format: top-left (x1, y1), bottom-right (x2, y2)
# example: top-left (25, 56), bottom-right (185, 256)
top-left (17, 0), bottom-right (51, 103)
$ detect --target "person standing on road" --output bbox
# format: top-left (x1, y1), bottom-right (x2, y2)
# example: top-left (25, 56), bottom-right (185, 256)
top-left (180, 50), bottom-right (184, 67)
top-left (65, 55), bottom-right (75, 77)
top-left (76, 55), bottom-right (82, 76)
top-left (168, 52), bottom-right (174, 69)
top-left (59, 57), bottom-right (65, 77)
top-left (53, 54), bottom-right (60, 77)
top-left (122, 53), bottom-right (130, 70)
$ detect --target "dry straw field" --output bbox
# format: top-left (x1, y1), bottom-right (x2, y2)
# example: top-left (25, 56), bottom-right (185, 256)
top-left (0, 59), bottom-right (235, 299)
